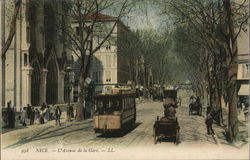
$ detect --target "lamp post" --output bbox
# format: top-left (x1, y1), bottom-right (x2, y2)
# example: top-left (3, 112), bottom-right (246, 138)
top-left (65, 66), bottom-right (73, 104)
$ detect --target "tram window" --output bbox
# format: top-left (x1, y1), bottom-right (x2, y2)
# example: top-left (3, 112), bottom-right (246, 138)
top-left (128, 97), bottom-right (130, 109)
top-left (129, 98), bottom-right (131, 109)
top-left (123, 98), bottom-right (127, 109)
top-left (131, 97), bottom-right (134, 108)
top-left (124, 98), bottom-right (126, 109)
top-left (127, 98), bottom-right (129, 109)
top-left (125, 98), bottom-right (127, 109)
top-left (122, 98), bottom-right (124, 109)
top-left (103, 100), bottom-right (109, 110)
top-left (110, 100), bottom-right (121, 111)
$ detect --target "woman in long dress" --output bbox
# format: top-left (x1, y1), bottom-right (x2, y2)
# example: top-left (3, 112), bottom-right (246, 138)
top-left (35, 108), bottom-right (40, 120)
top-left (20, 107), bottom-right (28, 126)
top-left (44, 107), bottom-right (49, 121)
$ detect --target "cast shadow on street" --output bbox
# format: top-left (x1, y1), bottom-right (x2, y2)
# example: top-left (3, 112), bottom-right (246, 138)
top-left (220, 129), bottom-right (248, 149)
top-left (2, 125), bottom-right (28, 134)
top-left (3, 121), bottom-right (90, 149)
top-left (156, 137), bottom-right (180, 144)
top-left (97, 122), bottom-right (142, 138)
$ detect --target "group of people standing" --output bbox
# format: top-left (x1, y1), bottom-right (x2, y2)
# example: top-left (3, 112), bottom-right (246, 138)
top-left (2, 102), bottom-right (75, 129)
top-left (18, 103), bottom-right (68, 127)
top-left (20, 104), bottom-right (35, 126)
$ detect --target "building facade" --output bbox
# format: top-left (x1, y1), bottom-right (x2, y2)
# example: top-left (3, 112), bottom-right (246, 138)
top-left (237, 27), bottom-right (250, 98)
top-left (0, 0), bottom-right (72, 111)
top-left (72, 14), bottom-right (130, 95)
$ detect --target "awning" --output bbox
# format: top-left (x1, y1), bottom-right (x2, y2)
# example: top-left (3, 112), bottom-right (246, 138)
top-left (238, 84), bottom-right (250, 96)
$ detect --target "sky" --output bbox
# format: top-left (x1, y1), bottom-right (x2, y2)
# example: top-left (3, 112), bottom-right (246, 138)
top-left (122, 1), bottom-right (162, 31)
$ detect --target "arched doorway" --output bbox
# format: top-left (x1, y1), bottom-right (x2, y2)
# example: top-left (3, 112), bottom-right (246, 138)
top-left (31, 62), bottom-right (40, 106)
top-left (46, 59), bottom-right (58, 104)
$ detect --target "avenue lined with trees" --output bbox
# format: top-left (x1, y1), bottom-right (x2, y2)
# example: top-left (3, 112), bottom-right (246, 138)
top-left (1, 0), bottom-right (249, 145)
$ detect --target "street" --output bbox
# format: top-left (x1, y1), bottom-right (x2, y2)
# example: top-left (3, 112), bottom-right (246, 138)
top-left (2, 101), bottom-right (249, 160)
top-left (2, 102), bottom-right (217, 149)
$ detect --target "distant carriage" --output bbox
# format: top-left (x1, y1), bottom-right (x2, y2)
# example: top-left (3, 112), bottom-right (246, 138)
top-left (189, 97), bottom-right (202, 115)
top-left (93, 90), bottom-right (136, 133)
top-left (163, 89), bottom-right (178, 108)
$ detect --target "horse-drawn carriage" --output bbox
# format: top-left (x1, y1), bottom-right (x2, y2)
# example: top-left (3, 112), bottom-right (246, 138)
top-left (153, 117), bottom-right (180, 144)
top-left (189, 97), bottom-right (202, 115)
top-left (163, 89), bottom-right (178, 108)
top-left (153, 88), bottom-right (180, 144)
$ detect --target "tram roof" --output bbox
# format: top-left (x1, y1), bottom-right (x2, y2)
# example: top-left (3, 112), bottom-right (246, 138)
top-left (94, 92), bottom-right (135, 98)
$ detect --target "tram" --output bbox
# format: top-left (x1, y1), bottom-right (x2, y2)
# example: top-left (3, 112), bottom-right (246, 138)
top-left (93, 89), bottom-right (136, 133)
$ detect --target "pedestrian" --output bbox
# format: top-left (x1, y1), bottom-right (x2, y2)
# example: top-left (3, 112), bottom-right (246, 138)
top-left (55, 106), bottom-right (62, 126)
top-left (27, 104), bottom-right (32, 119)
top-left (41, 102), bottom-right (46, 110)
top-left (35, 108), bottom-right (40, 120)
top-left (2, 108), bottom-right (8, 128)
top-left (39, 109), bottom-right (45, 124)
top-left (70, 104), bottom-right (74, 118)
top-left (205, 113), bottom-right (215, 135)
top-left (66, 103), bottom-right (71, 122)
top-left (237, 98), bottom-right (242, 114)
top-left (30, 107), bottom-right (35, 125)
top-left (45, 105), bottom-right (50, 121)
top-left (243, 102), bottom-right (249, 121)
top-left (7, 102), bottom-right (15, 128)
top-left (20, 107), bottom-right (28, 126)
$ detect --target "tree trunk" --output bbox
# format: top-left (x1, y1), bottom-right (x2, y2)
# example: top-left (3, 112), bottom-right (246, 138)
top-left (205, 49), bottom-right (213, 115)
top-left (226, 58), bottom-right (238, 142)
top-left (76, 75), bottom-right (85, 121)
top-left (223, 0), bottom-right (239, 143)
top-left (135, 59), bottom-right (138, 87)
top-left (143, 65), bottom-right (146, 98)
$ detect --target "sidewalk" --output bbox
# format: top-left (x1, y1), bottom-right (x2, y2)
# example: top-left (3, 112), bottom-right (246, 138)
top-left (212, 107), bottom-right (249, 148)
top-left (1, 110), bottom-right (92, 149)
top-left (1, 105), bottom-right (88, 147)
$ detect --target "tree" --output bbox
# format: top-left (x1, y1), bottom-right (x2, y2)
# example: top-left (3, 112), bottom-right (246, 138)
top-left (118, 30), bottom-right (142, 88)
top-left (161, 0), bottom-right (249, 142)
top-left (59, 0), bottom-right (131, 121)
top-left (119, 28), bottom-right (174, 98)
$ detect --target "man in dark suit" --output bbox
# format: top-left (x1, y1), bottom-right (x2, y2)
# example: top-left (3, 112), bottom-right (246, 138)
top-left (55, 106), bottom-right (62, 126)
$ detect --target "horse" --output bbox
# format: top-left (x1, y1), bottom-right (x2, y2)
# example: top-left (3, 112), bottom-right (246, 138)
top-left (189, 101), bottom-right (202, 115)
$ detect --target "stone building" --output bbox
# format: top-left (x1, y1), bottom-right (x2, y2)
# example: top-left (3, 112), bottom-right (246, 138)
top-left (237, 27), bottom-right (250, 98)
top-left (72, 14), bottom-right (130, 95)
top-left (0, 0), bottom-right (72, 111)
